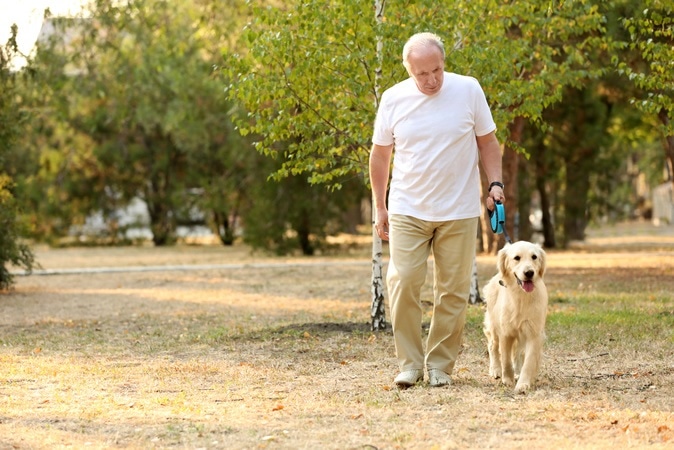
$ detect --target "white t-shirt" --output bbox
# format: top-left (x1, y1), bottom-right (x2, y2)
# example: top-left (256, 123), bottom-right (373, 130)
top-left (372, 72), bottom-right (496, 221)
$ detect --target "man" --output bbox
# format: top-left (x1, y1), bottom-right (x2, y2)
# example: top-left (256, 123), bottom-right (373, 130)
top-left (369, 32), bottom-right (505, 388)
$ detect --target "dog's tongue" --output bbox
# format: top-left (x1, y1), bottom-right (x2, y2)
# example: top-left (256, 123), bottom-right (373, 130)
top-left (522, 280), bottom-right (535, 293)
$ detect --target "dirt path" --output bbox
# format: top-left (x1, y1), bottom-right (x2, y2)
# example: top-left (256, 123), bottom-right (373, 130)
top-left (2, 223), bottom-right (673, 449)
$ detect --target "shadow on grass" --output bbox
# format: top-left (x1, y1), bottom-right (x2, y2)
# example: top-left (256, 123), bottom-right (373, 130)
top-left (231, 321), bottom-right (391, 344)
top-left (271, 321), bottom-right (380, 336)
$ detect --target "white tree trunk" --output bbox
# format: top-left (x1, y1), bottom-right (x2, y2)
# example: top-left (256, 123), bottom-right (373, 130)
top-left (370, 0), bottom-right (387, 331)
top-left (371, 227), bottom-right (386, 330)
top-left (469, 256), bottom-right (482, 304)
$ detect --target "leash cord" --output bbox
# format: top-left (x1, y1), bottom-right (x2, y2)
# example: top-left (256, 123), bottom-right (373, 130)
top-left (501, 222), bottom-right (513, 244)
top-left (490, 201), bottom-right (513, 244)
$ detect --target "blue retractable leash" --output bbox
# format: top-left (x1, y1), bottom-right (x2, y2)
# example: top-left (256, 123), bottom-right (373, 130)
top-left (489, 201), bottom-right (513, 244)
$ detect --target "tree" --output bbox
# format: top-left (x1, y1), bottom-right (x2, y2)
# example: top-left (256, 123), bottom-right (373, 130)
top-left (228, 1), bottom-right (380, 187)
top-left (370, 0), bottom-right (386, 327)
top-left (243, 151), bottom-right (367, 256)
top-left (619, 1), bottom-right (674, 183)
top-left (541, 85), bottom-right (614, 244)
top-left (0, 27), bottom-right (35, 289)
top-left (512, 0), bottom-right (673, 246)
top-left (464, 0), bottom-right (611, 248)
top-left (22, 0), bottom-right (252, 245)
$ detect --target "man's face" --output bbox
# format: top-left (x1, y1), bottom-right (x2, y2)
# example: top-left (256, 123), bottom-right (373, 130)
top-left (406, 45), bottom-right (444, 96)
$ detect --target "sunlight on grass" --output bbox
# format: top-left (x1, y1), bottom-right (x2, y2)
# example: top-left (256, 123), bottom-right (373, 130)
top-left (547, 290), bottom-right (674, 350)
top-left (3, 227), bottom-right (674, 449)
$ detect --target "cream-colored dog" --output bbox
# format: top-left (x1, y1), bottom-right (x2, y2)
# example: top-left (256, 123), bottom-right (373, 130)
top-left (483, 241), bottom-right (548, 394)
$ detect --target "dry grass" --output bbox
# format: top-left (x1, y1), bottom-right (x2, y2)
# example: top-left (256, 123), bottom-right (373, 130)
top-left (1, 222), bottom-right (673, 449)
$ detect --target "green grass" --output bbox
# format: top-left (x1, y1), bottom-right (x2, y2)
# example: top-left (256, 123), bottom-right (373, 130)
top-left (547, 292), bottom-right (674, 351)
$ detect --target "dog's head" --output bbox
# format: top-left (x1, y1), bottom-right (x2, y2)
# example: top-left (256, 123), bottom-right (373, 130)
top-left (497, 241), bottom-right (546, 293)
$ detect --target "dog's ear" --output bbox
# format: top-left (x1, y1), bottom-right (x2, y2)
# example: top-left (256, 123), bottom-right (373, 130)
top-left (537, 245), bottom-right (547, 277)
top-left (497, 245), bottom-right (509, 277)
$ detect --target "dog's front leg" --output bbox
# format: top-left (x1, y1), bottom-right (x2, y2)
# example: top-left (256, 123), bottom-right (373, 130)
top-left (485, 330), bottom-right (502, 379)
top-left (499, 336), bottom-right (516, 386)
top-left (513, 338), bottom-right (524, 379)
top-left (514, 335), bottom-right (543, 394)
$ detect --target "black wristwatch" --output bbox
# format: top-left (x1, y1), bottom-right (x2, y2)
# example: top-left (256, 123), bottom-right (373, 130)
top-left (488, 181), bottom-right (504, 192)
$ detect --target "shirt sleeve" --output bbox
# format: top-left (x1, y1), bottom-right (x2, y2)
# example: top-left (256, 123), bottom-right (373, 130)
top-left (372, 93), bottom-right (394, 146)
top-left (472, 79), bottom-right (497, 137)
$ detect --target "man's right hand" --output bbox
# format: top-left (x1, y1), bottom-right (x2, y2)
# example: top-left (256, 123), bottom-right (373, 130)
top-left (374, 208), bottom-right (390, 241)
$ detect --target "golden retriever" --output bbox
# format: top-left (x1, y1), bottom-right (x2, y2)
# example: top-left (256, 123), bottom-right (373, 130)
top-left (483, 241), bottom-right (548, 394)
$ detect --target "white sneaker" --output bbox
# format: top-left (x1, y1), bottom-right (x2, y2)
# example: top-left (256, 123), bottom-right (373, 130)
top-left (428, 369), bottom-right (452, 387)
top-left (394, 369), bottom-right (424, 388)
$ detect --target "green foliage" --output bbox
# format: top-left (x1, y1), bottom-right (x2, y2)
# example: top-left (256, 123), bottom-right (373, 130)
top-left (619, 0), bottom-right (674, 132)
top-left (0, 31), bottom-right (35, 289)
top-left (512, 0), bottom-right (674, 244)
top-left (0, 175), bottom-right (36, 291)
top-left (4, 0), bottom-right (672, 255)
top-left (19, 0), bottom-right (255, 246)
top-left (230, 0), bottom-right (630, 249)
top-left (229, 0), bottom-right (380, 188)
top-left (243, 149), bottom-right (367, 256)
top-left (450, 0), bottom-right (611, 138)
top-left (231, 0), bottom-right (612, 183)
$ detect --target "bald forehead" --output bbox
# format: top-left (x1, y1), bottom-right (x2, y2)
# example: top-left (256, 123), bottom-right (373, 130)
top-left (407, 44), bottom-right (444, 61)
top-left (402, 35), bottom-right (445, 69)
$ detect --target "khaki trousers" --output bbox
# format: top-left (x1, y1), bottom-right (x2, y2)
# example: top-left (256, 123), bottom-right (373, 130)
top-left (387, 214), bottom-right (478, 374)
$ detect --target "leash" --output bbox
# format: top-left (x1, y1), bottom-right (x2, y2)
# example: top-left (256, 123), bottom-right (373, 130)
top-left (490, 201), bottom-right (513, 288)
top-left (489, 201), bottom-right (513, 244)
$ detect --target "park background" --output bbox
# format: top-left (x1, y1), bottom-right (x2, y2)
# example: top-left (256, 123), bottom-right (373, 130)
top-left (1, 0), bottom-right (673, 448)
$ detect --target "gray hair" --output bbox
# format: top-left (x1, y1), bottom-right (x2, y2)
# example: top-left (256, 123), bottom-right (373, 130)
top-left (402, 32), bottom-right (445, 70)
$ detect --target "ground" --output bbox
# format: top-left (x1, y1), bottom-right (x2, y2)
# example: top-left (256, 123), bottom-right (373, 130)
top-left (1, 222), bottom-right (673, 449)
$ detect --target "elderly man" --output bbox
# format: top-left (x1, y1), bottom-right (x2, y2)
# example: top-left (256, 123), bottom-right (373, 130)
top-left (369, 32), bottom-right (505, 388)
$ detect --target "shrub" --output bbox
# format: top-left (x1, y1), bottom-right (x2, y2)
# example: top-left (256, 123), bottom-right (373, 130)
top-left (0, 175), bottom-right (34, 290)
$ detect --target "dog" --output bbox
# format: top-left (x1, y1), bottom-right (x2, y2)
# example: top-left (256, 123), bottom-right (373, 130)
top-left (483, 241), bottom-right (548, 394)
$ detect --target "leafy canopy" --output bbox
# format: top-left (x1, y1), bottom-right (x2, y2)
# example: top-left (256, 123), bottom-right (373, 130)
top-left (230, 0), bottom-right (611, 185)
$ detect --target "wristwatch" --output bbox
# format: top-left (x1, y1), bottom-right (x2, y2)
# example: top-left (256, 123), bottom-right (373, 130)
top-left (488, 181), bottom-right (504, 192)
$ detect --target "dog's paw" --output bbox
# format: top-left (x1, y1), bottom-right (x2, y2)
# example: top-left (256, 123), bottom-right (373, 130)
top-left (501, 375), bottom-right (515, 387)
top-left (514, 381), bottom-right (530, 394)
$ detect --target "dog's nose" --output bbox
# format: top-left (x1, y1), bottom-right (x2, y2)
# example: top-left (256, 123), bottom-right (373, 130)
top-left (524, 270), bottom-right (534, 280)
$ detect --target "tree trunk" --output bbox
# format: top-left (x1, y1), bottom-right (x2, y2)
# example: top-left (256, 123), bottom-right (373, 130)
top-left (297, 212), bottom-right (314, 256)
top-left (517, 153), bottom-right (533, 241)
top-left (658, 108), bottom-right (674, 183)
top-left (533, 139), bottom-right (556, 248)
top-left (563, 158), bottom-right (591, 242)
top-left (503, 116), bottom-right (525, 243)
top-left (146, 175), bottom-right (175, 246)
top-left (371, 225), bottom-right (387, 330)
top-left (532, 140), bottom-right (557, 248)
top-left (213, 211), bottom-right (235, 246)
top-left (147, 199), bottom-right (174, 246)
top-left (370, 0), bottom-right (387, 331)
top-left (468, 257), bottom-right (482, 304)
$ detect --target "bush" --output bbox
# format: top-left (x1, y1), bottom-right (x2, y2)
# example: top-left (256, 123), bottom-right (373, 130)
top-left (0, 175), bottom-right (34, 290)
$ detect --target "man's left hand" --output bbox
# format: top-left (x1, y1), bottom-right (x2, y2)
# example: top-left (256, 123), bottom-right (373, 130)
top-left (486, 186), bottom-right (504, 211)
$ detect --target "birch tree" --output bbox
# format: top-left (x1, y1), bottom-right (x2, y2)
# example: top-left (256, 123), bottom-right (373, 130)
top-left (370, 0), bottom-right (386, 329)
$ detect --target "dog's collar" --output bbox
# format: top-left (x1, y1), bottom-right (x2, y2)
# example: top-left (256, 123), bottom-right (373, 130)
top-left (499, 277), bottom-right (524, 288)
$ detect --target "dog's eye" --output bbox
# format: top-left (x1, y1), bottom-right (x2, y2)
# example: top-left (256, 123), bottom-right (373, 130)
top-left (514, 256), bottom-right (521, 261)
top-left (532, 255), bottom-right (537, 260)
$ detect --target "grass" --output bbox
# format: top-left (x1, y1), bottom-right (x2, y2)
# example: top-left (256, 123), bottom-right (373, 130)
top-left (1, 222), bottom-right (673, 449)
